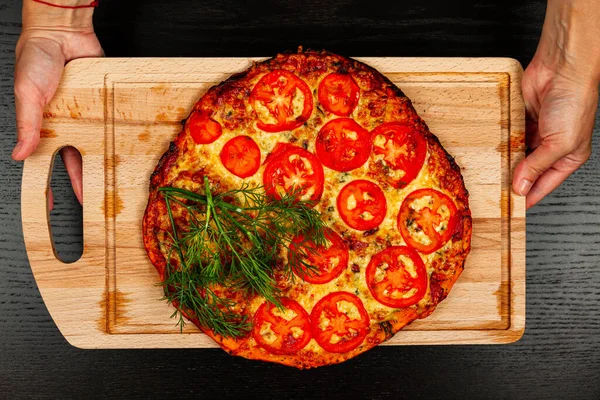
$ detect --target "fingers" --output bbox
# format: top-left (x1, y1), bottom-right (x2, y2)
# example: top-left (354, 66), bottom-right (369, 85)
top-left (525, 155), bottom-right (587, 208)
top-left (60, 146), bottom-right (83, 205)
top-left (48, 187), bottom-right (54, 212)
top-left (13, 71), bottom-right (43, 161)
top-left (512, 142), bottom-right (567, 197)
top-left (525, 118), bottom-right (541, 150)
top-left (525, 167), bottom-right (570, 209)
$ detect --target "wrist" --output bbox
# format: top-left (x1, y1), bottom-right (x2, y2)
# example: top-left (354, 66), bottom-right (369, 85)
top-left (538, 0), bottom-right (600, 86)
top-left (23, 0), bottom-right (95, 31)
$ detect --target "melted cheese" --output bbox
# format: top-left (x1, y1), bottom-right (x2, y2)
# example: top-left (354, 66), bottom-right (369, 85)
top-left (346, 194), bottom-right (357, 210)
top-left (398, 255), bottom-right (417, 278)
top-left (337, 300), bottom-right (360, 320)
top-left (373, 262), bottom-right (388, 283)
top-left (290, 326), bottom-right (305, 339)
top-left (373, 134), bottom-right (386, 148)
top-left (291, 88), bottom-right (305, 116)
top-left (272, 306), bottom-right (297, 321)
top-left (329, 334), bottom-right (342, 344)
top-left (387, 287), bottom-right (418, 299)
top-left (410, 195), bottom-right (434, 211)
top-left (318, 315), bottom-right (330, 331)
top-left (343, 128), bottom-right (358, 141)
top-left (259, 323), bottom-right (278, 344)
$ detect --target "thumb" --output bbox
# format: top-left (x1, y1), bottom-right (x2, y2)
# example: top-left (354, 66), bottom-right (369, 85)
top-left (512, 142), bottom-right (566, 196)
top-left (13, 80), bottom-right (44, 160)
top-left (13, 38), bottom-right (65, 160)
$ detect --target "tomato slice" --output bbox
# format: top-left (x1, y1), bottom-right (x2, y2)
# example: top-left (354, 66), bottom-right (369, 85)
top-left (310, 292), bottom-right (370, 353)
top-left (337, 180), bottom-right (387, 231)
top-left (398, 188), bottom-right (459, 254)
top-left (318, 73), bottom-right (360, 116)
top-left (291, 229), bottom-right (349, 284)
top-left (251, 70), bottom-right (314, 132)
top-left (370, 122), bottom-right (427, 188)
top-left (252, 298), bottom-right (312, 355)
top-left (187, 111), bottom-right (223, 144)
top-left (366, 246), bottom-right (427, 308)
top-left (315, 118), bottom-right (372, 172)
top-left (219, 136), bottom-right (261, 178)
top-left (263, 145), bottom-right (324, 204)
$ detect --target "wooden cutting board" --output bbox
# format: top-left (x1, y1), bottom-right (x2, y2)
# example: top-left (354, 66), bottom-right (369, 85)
top-left (21, 57), bottom-right (525, 348)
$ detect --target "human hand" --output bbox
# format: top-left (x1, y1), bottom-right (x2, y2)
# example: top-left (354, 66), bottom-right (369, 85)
top-left (512, 0), bottom-right (600, 209)
top-left (13, 2), bottom-right (102, 208)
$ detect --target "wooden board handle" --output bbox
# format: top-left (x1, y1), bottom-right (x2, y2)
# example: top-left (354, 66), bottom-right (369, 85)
top-left (21, 142), bottom-right (76, 268)
top-left (22, 125), bottom-right (108, 345)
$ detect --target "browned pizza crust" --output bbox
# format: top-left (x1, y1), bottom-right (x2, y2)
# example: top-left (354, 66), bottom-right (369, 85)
top-left (143, 49), bottom-right (472, 369)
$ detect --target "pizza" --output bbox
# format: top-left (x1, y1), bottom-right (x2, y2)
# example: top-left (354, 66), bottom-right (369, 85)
top-left (143, 49), bottom-right (472, 369)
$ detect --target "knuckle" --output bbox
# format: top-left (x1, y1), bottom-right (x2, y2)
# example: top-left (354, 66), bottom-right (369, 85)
top-left (543, 139), bottom-right (574, 158)
top-left (13, 81), bottom-right (28, 98)
top-left (527, 162), bottom-right (546, 177)
top-left (15, 119), bottom-right (40, 144)
top-left (580, 147), bottom-right (592, 163)
top-left (549, 139), bottom-right (572, 154)
top-left (14, 80), bottom-right (40, 104)
top-left (563, 138), bottom-right (580, 154)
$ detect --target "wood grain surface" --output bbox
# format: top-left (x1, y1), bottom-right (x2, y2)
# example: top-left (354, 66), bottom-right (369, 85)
top-left (1, 0), bottom-right (599, 399)
top-left (21, 57), bottom-right (525, 348)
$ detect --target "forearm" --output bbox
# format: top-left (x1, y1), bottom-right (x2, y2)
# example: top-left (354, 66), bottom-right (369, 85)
top-left (538, 0), bottom-right (600, 86)
top-left (22, 1), bottom-right (95, 31)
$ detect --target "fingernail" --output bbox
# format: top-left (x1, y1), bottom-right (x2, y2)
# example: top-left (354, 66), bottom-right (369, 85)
top-left (518, 179), bottom-right (532, 196)
top-left (11, 142), bottom-right (23, 159)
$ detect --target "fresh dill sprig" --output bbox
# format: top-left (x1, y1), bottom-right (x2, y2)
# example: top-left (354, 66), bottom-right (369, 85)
top-left (158, 177), bottom-right (327, 338)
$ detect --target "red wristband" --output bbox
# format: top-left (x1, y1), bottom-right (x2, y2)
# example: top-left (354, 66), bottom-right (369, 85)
top-left (32, 0), bottom-right (99, 8)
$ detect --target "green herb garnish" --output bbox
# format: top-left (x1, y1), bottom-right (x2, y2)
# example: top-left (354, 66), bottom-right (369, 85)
top-left (158, 177), bottom-right (327, 338)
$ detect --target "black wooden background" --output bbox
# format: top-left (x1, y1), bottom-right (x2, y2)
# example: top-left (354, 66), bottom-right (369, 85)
top-left (1, 0), bottom-right (599, 398)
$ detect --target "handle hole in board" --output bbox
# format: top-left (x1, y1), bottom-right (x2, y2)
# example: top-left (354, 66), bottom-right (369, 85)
top-left (48, 146), bottom-right (83, 263)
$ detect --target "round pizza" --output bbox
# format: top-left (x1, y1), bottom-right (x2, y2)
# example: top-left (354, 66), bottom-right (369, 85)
top-left (143, 50), bottom-right (472, 369)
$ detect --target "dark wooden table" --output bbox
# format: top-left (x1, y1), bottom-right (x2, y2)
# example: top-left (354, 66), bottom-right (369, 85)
top-left (1, 0), bottom-right (599, 398)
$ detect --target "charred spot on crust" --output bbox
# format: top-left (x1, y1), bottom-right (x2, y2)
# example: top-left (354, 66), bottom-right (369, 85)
top-left (379, 321), bottom-right (394, 340)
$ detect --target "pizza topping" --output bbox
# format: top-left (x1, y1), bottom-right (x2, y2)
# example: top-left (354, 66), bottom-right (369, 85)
top-left (263, 145), bottom-right (324, 204)
top-left (253, 298), bottom-right (312, 355)
top-left (251, 70), bottom-right (314, 132)
top-left (337, 180), bottom-right (387, 231)
top-left (187, 111), bottom-right (222, 144)
top-left (398, 188), bottom-right (459, 254)
top-left (219, 136), bottom-right (261, 178)
top-left (366, 246), bottom-right (427, 308)
top-left (370, 122), bottom-right (427, 187)
top-left (291, 229), bottom-right (349, 284)
top-left (318, 73), bottom-right (360, 116)
top-left (315, 118), bottom-right (372, 172)
top-left (311, 292), bottom-right (370, 353)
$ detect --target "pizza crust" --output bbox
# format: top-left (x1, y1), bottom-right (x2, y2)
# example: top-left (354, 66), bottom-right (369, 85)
top-left (143, 50), bottom-right (472, 369)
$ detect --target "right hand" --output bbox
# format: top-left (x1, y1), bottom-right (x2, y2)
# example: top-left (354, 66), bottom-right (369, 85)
top-left (13, 28), bottom-right (103, 207)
